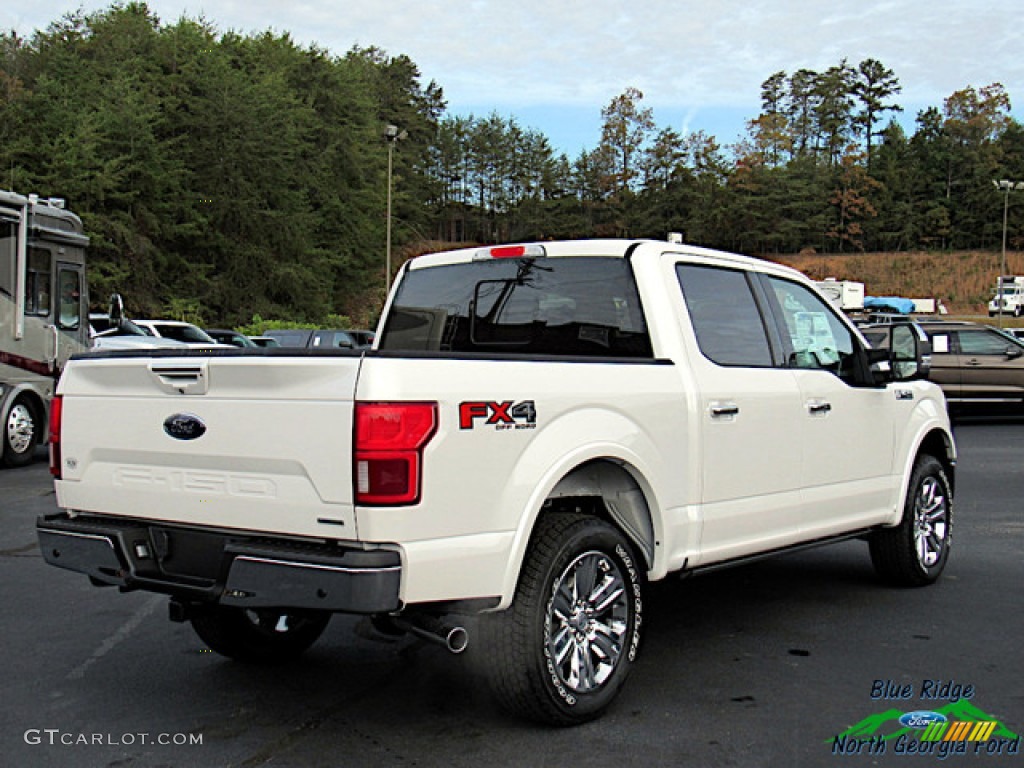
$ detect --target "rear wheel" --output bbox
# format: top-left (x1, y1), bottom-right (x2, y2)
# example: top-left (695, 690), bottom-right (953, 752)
top-left (478, 513), bottom-right (643, 725)
top-left (869, 454), bottom-right (952, 586)
top-left (2, 396), bottom-right (39, 468)
top-left (190, 606), bottom-right (330, 663)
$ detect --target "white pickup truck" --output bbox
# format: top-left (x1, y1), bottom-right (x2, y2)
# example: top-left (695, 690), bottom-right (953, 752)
top-left (38, 239), bottom-right (955, 724)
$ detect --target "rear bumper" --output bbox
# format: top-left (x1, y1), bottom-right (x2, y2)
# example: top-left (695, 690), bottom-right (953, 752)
top-left (37, 514), bottom-right (401, 614)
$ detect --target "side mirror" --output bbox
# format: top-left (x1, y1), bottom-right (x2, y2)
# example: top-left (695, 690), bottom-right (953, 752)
top-left (869, 324), bottom-right (931, 384)
top-left (1006, 346), bottom-right (1023, 359)
top-left (109, 293), bottom-right (125, 330)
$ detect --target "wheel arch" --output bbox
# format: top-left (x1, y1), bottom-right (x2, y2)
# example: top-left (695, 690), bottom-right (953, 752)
top-left (497, 455), bottom-right (664, 610)
top-left (545, 459), bottom-right (657, 568)
top-left (884, 424), bottom-right (955, 531)
top-left (915, 426), bottom-right (956, 495)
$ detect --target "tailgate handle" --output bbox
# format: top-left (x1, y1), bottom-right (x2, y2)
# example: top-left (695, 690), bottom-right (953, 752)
top-left (149, 363), bottom-right (210, 395)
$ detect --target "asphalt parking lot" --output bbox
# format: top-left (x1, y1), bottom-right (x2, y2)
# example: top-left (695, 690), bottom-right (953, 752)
top-left (2, 421), bottom-right (1022, 768)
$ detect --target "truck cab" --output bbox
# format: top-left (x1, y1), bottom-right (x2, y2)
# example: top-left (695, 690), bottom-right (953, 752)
top-left (988, 276), bottom-right (1024, 317)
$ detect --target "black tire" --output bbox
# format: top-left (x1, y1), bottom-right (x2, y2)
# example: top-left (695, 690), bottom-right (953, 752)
top-left (2, 396), bottom-right (39, 468)
top-left (869, 454), bottom-right (952, 587)
top-left (190, 605), bottom-right (330, 663)
top-left (477, 513), bottom-right (643, 725)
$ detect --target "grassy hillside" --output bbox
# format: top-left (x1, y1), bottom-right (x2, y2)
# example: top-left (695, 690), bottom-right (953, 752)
top-left (773, 250), bottom-right (1024, 314)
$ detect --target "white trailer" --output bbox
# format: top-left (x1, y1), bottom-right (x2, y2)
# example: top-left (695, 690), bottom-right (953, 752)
top-left (1, 190), bottom-right (89, 466)
top-left (815, 278), bottom-right (865, 311)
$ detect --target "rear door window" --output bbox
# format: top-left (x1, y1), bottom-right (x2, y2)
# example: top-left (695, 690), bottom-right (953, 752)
top-left (675, 264), bottom-right (774, 367)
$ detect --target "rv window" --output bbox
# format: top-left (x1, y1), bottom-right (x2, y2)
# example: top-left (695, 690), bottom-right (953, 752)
top-left (57, 269), bottom-right (81, 330)
top-left (0, 221), bottom-right (14, 297)
top-left (25, 248), bottom-right (51, 316)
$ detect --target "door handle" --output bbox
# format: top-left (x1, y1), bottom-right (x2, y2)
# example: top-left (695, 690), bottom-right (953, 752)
top-left (807, 400), bottom-right (832, 415)
top-left (709, 402), bottom-right (739, 419)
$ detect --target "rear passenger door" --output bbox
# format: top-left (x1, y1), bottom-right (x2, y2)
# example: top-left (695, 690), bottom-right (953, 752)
top-left (953, 326), bottom-right (1024, 400)
top-left (676, 264), bottom-right (806, 563)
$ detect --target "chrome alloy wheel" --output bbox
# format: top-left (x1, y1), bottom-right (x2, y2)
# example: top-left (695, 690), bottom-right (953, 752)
top-left (913, 476), bottom-right (949, 568)
top-left (547, 550), bottom-right (629, 694)
top-left (5, 402), bottom-right (35, 455)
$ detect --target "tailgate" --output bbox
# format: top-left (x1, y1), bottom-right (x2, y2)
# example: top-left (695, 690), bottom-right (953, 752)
top-left (53, 353), bottom-right (361, 539)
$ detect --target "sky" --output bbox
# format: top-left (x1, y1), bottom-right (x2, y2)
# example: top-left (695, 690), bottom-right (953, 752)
top-left (5, 1), bottom-right (1024, 157)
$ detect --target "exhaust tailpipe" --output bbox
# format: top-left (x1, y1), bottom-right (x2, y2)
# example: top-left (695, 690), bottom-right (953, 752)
top-left (392, 614), bottom-right (468, 654)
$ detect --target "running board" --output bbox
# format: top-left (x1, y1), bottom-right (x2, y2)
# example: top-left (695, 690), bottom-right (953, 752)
top-left (682, 529), bottom-right (875, 578)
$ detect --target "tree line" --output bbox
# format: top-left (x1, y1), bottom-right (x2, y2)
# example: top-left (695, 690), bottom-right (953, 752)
top-left (2, 3), bottom-right (1022, 326)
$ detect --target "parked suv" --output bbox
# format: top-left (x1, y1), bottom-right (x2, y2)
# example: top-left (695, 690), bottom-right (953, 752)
top-left (262, 328), bottom-right (367, 349)
top-left (205, 328), bottom-right (259, 348)
top-left (865, 320), bottom-right (1024, 404)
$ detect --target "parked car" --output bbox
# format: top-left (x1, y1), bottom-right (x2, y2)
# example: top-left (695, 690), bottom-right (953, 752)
top-left (865, 320), bottom-right (1024, 404)
top-left (347, 330), bottom-right (376, 348)
top-left (89, 314), bottom-right (188, 350)
top-left (133, 320), bottom-right (228, 348)
top-left (1004, 327), bottom-right (1024, 341)
top-left (248, 336), bottom-right (280, 348)
top-left (205, 328), bottom-right (259, 348)
top-left (261, 329), bottom-right (314, 347)
top-left (262, 328), bottom-right (362, 349)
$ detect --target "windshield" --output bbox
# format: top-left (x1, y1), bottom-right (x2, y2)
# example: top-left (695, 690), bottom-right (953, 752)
top-left (380, 256), bottom-right (651, 357)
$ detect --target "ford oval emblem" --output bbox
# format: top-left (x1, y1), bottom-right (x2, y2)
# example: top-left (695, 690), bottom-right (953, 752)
top-left (899, 711), bottom-right (947, 729)
top-left (163, 413), bottom-right (206, 441)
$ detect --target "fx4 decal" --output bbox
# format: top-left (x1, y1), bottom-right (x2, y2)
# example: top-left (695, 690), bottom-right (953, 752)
top-left (459, 400), bottom-right (537, 431)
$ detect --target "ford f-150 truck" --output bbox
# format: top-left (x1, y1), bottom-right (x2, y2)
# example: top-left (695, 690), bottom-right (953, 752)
top-left (38, 239), bottom-right (955, 725)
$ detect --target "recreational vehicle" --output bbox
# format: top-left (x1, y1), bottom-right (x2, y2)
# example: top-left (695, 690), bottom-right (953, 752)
top-left (1, 190), bottom-right (89, 467)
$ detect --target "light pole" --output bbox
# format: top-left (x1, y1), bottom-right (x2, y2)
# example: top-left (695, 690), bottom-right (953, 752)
top-left (993, 180), bottom-right (1024, 325)
top-left (384, 124), bottom-right (407, 293)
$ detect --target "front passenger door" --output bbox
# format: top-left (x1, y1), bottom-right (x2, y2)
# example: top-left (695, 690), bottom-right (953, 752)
top-left (923, 330), bottom-right (960, 400)
top-left (763, 277), bottom-right (898, 536)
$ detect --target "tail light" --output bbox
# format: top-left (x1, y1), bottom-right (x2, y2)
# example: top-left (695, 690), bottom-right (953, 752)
top-left (354, 402), bottom-right (437, 505)
top-left (48, 395), bottom-right (63, 478)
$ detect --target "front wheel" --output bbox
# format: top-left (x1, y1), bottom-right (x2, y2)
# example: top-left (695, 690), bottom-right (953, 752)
top-left (869, 454), bottom-right (952, 586)
top-left (477, 513), bottom-right (643, 725)
top-left (190, 605), bottom-right (330, 663)
top-left (3, 396), bottom-right (39, 468)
